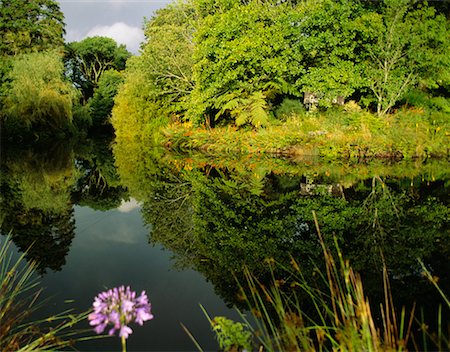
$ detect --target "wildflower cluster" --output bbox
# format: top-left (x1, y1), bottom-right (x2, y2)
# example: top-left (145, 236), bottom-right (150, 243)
top-left (88, 286), bottom-right (153, 339)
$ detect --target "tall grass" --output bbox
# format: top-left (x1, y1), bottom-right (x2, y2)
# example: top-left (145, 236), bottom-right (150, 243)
top-left (0, 236), bottom-right (89, 351)
top-left (201, 212), bottom-right (448, 352)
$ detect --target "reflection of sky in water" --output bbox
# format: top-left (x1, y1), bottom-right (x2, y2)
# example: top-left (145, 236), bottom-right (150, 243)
top-left (117, 198), bottom-right (142, 214)
top-left (36, 204), bottom-right (238, 351)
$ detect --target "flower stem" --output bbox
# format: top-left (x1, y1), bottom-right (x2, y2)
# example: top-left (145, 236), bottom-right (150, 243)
top-left (121, 336), bottom-right (126, 352)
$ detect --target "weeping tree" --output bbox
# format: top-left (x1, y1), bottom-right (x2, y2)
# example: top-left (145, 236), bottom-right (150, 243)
top-left (112, 1), bottom-right (196, 137)
top-left (2, 50), bottom-right (78, 133)
top-left (0, 0), bottom-right (67, 125)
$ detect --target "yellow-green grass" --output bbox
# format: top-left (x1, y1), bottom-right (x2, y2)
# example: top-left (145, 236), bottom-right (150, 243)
top-left (162, 109), bottom-right (449, 160)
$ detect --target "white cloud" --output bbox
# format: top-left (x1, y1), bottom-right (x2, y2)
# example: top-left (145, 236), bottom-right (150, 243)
top-left (117, 198), bottom-right (141, 213)
top-left (86, 22), bottom-right (144, 54)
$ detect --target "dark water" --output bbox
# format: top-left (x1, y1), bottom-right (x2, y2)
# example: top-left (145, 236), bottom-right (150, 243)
top-left (1, 136), bottom-right (449, 351)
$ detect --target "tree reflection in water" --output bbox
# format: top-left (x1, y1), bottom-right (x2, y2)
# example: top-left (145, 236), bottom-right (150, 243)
top-left (113, 137), bottom-right (449, 332)
top-left (0, 136), bottom-right (127, 273)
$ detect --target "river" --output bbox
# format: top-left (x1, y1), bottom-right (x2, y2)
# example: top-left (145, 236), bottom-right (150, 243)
top-left (1, 134), bottom-right (449, 351)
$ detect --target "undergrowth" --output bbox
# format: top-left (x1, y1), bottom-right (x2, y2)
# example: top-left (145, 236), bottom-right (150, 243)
top-left (163, 109), bottom-right (449, 160)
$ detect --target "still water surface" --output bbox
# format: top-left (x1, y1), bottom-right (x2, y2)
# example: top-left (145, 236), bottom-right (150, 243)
top-left (37, 205), bottom-right (238, 351)
top-left (1, 136), bottom-right (449, 351)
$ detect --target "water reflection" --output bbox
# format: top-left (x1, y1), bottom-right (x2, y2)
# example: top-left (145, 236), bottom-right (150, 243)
top-left (0, 135), bottom-right (449, 349)
top-left (114, 137), bottom-right (450, 330)
top-left (0, 136), bottom-right (127, 273)
top-left (0, 145), bottom-right (76, 273)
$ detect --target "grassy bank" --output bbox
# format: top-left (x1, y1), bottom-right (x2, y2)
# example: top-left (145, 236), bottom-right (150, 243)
top-left (162, 109), bottom-right (449, 160)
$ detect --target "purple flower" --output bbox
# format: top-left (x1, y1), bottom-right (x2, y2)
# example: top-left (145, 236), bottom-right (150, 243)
top-left (88, 286), bottom-right (154, 339)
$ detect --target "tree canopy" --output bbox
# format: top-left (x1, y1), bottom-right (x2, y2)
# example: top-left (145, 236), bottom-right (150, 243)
top-left (113, 0), bottom-right (450, 133)
top-left (0, 0), bottom-right (65, 56)
top-left (65, 36), bottom-right (130, 101)
top-left (88, 69), bottom-right (124, 127)
top-left (2, 50), bottom-right (78, 133)
top-left (112, 2), bottom-right (195, 137)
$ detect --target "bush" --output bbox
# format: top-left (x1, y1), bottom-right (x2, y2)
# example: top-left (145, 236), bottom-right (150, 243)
top-left (274, 98), bottom-right (305, 120)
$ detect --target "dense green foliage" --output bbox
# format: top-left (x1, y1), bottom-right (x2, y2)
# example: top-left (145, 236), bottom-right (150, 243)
top-left (88, 69), bottom-right (124, 127)
top-left (2, 50), bottom-right (78, 135)
top-left (0, 0), bottom-right (65, 56)
top-left (113, 0), bottom-right (449, 133)
top-left (360, 0), bottom-right (450, 114)
top-left (0, 0), bottom-right (131, 137)
top-left (112, 2), bottom-right (195, 137)
top-left (189, 1), bottom-right (300, 126)
top-left (0, 0), bottom-right (80, 137)
top-left (65, 36), bottom-right (130, 102)
top-left (163, 104), bottom-right (450, 159)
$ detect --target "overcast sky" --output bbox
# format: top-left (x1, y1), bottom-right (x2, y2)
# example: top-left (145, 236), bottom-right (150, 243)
top-left (57, 0), bottom-right (172, 53)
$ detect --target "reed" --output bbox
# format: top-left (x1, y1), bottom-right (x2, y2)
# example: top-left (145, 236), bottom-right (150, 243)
top-left (0, 236), bottom-right (88, 351)
top-left (202, 212), bottom-right (448, 351)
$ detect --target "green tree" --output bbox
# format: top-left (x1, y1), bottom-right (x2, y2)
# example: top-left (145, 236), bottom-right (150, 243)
top-left (361, 0), bottom-right (450, 115)
top-left (2, 50), bottom-right (78, 133)
top-left (112, 2), bottom-right (195, 137)
top-left (289, 0), bottom-right (368, 107)
top-left (189, 0), bottom-right (303, 127)
top-left (65, 36), bottom-right (130, 101)
top-left (141, 2), bottom-right (196, 114)
top-left (88, 69), bottom-right (123, 127)
top-left (0, 0), bottom-right (65, 56)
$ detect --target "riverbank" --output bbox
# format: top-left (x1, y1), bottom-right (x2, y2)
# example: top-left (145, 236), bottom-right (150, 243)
top-left (162, 109), bottom-right (449, 160)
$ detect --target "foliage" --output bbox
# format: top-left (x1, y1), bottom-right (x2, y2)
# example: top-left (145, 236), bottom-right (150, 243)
top-left (0, 237), bottom-right (88, 351)
top-left (88, 69), bottom-right (124, 127)
top-left (288, 0), bottom-right (367, 106)
top-left (112, 0), bottom-right (449, 136)
top-left (210, 316), bottom-right (253, 352)
top-left (402, 89), bottom-right (450, 115)
top-left (274, 98), bottom-right (305, 120)
top-left (360, 0), bottom-right (450, 115)
top-left (112, 1), bottom-right (195, 138)
top-left (189, 0), bottom-right (303, 127)
top-left (0, 0), bottom-right (65, 56)
top-left (65, 36), bottom-right (130, 101)
top-left (163, 107), bottom-right (449, 159)
top-left (2, 50), bottom-right (77, 134)
top-left (141, 2), bottom-right (196, 114)
top-left (215, 90), bottom-right (270, 127)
